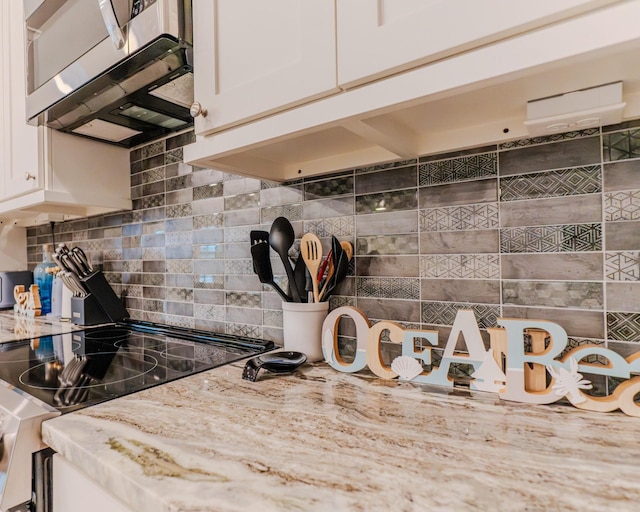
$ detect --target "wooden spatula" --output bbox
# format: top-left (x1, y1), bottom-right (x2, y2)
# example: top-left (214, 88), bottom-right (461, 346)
top-left (300, 233), bottom-right (322, 302)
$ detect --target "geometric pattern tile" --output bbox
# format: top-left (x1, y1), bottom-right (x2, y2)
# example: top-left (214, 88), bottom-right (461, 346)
top-left (500, 223), bottom-right (602, 253)
top-left (605, 251), bottom-right (640, 281)
top-left (224, 192), bottom-right (260, 212)
top-left (498, 128), bottom-right (599, 150)
top-left (193, 183), bottom-right (222, 200)
top-left (193, 213), bottom-right (224, 230)
top-left (499, 165), bottom-right (601, 201)
top-left (603, 128), bottom-right (640, 162)
top-left (356, 277), bottom-right (420, 299)
top-left (224, 259), bottom-right (253, 275)
top-left (304, 175), bottom-right (354, 198)
top-left (356, 234), bottom-right (419, 255)
top-left (604, 189), bottom-right (640, 221)
top-left (261, 204), bottom-right (303, 223)
top-left (420, 254), bottom-right (500, 279)
top-left (304, 216), bottom-right (355, 238)
top-left (421, 301), bottom-right (500, 329)
top-left (420, 203), bottom-right (499, 232)
top-left (227, 323), bottom-right (262, 339)
top-left (418, 152), bottom-right (497, 186)
top-left (502, 281), bottom-right (603, 310)
top-left (354, 159), bottom-right (417, 174)
top-left (607, 312), bottom-right (640, 342)
top-left (226, 291), bottom-right (261, 308)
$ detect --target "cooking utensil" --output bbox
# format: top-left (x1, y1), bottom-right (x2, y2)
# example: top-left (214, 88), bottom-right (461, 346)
top-left (319, 238), bottom-right (349, 301)
top-left (71, 247), bottom-right (93, 275)
top-left (317, 249), bottom-right (332, 282)
top-left (250, 241), bottom-right (292, 302)
top-left (340, 241), bottom-right (353, 261)
top-left (242, 351), bottom-right (307, 382)
top-left (300, 233), bottom-right (322, 303)
top-left (269, 217), bottom-right (301, 302)
top-left (292, 253), bottom-right (308, 303)
top-left (318, 255), bottom-right (335, 300)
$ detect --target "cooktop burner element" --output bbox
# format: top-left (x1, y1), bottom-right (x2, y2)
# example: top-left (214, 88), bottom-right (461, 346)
top-left (0, 321), bottom-right (275, 413)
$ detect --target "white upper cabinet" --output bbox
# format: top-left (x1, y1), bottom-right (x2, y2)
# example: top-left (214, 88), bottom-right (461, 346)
top-left (336, 0), bottom-right (621, 87)
top-left (192, 0), bottom-right (338, 136)
top-left (1, 0), bottom-right (40, 199)
top-left (0, 0), bottom-right (131, 226)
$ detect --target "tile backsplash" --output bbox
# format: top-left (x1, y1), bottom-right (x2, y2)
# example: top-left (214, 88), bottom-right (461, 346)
top-left (26, 122), bottom-right (640, 362)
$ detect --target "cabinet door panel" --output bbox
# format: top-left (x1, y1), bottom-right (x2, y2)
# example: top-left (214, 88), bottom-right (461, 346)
top-left (337, 0), bottom-right (619, 87)
top-left (2, 0), bottom-right (41, 200)
top-left (193, 0), bottom-right (338, 136)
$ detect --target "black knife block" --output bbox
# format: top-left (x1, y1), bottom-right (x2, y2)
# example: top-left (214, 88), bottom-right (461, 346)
top-left (70, 295), bottom-right (112, 326)
top-left (69, 270), bottom-right (128, 325)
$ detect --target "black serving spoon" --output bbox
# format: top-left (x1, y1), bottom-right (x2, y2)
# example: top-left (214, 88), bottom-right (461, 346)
top-left (242, 351), bottom-right (307, 382)
top-left (269, 217), bottom-right (301, 302)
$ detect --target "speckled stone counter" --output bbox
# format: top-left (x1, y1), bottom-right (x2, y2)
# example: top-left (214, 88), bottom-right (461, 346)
top-left (42, 360), bottom-right (640, 512)
top-left (0, 310), bottom-right (81, 343)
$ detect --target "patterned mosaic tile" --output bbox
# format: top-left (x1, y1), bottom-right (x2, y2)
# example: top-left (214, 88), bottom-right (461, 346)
top-left (166, 260), bottom-right (193, 274)
top-left (224, 259), bottom-right (253, 275)
top-left (604, 189), bottom-right (640, 221)
top-left (421, 302), bottom-right (500, 329)
top-left (224, 192), bottom-right (260, 211)
top-left (607, 312), bottom-right (640, 342)
top-left (502, 281), bottom-right (603, 310)
top-left (354, 159), bottom-right (417, 174)
top-left (420, 203), bottom-right (499, 232)
top-left (193, 183), bottom-right (223, 200)
top-left (603, 128), bottom-right (640, 161)
top-left (304, 216), bottom-right (355, 238)
top-left (194, 303), bottom-right (225, 321)
top-left (418, 152), bottom-right (497, 186)
top-left (305, 175), bottom-right (353, 199)
top-left (227, 323), bottom-right (262, 338)
top-left (166, 288), bottom-right (194, 302)
top-left (261, 204), bottom-right (303, 223)
top-left (420, 254), bottom-right (500, 279)
top-left (606, 251), bottom-right (640, 281)
top-left (142, 167), bottom-right (165, 184)
top-left (166, 203), bottom-right (192, 218)
top-left (355, 189), bottom-right (417, 214)
top-left (500, 223), bottom-right (602, 253)
top-left (356, 277), bottom-right (420, 300)
top-left (193, 213), bottom-right (224, 230)
top-left (499, 165), bottom-right (601, 201)
top-left (356, 234), bottom-right (419, 255)
top-left (497, 128), bottom-right (599, 150)
top-left (226, 291), bottom-right (261, 308)
top-left (166, 175), bottom-right (191, 192)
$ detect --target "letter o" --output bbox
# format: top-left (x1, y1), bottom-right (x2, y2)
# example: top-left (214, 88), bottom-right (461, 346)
top-left (321, 306), bottom-right (370, 373)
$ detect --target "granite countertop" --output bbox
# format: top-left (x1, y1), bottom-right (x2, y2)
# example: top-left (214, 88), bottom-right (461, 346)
top-left (42, 359), bottom-right (640, 512)
top-left (0, 310), bottom-right (82, 342)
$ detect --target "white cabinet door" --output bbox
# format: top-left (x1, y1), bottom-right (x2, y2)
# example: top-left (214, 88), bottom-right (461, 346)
top-left (192, 0), bottom-right (338, 136)
top-left (53, 454), bottom-right (134, 512)
top-left (337, 0), bottom-right (620, 87)
top-left (1, 0), bottom-right (42, 200)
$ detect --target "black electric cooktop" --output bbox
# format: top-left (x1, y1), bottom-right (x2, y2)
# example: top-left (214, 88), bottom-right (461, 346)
top-left (0, 321), bottom-right (275, 413)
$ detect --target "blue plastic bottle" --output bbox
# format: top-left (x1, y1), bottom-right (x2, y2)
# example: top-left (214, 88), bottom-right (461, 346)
top-left (34, 244), bottom-right (55, 315)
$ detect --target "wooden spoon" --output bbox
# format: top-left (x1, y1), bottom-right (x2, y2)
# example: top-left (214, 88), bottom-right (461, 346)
top-left (300, 233), bottom-right (322, 302)
top-left (340, 241), bottom-right (353, 261)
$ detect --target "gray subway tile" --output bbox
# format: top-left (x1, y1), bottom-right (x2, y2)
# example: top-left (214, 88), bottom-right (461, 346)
top-left (603, 159), bottom-right (640, 192)
top-left (501, 253), bottom-right (603, 280)
top-left (499, 136), bottom-right (600, 176)
top-left (356, 234), bottom-right (419, 255)
top-left (605, 221), bottom-right (640, 251)
top-left (607, 282), bottom-right (640, 313)
top-left (355, 211), bottom-right (418, 235)
top-left (500, 195), bottom-right (602, 227)
top-left (502, 306), bottom-right (604, 339)
top-left (502, 281), bottom-right (603, 310)
top-left (357, 298), bottom-right (421, 323)
top-left (420, 230), bottom-right (499, 254)
top-left (306, 175), bottom-right (354, 198)
top-left (355, 165), bottom-right (416, 195)
top-left (355, 190), bottom-right (416, 215)
top-left (421, 279), bottom-right (501, 304)
top-left (356, 255), bottom-right (419, 277)
top-left (419, 178), bottom-right (498, 208)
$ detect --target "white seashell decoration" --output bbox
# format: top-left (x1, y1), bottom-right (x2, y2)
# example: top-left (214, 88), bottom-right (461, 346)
top-left (391, 355), bottom-right (423, 381)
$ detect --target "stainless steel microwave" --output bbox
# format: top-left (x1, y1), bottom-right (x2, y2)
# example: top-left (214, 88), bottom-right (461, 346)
top-left (24, 0), bottom-right (193, 147)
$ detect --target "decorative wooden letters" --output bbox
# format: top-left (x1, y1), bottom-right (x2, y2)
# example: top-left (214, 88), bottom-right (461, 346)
top-left (13, 284), bottom-right (42, 318)
top-left (322, 306), bottom-right (640, 418)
